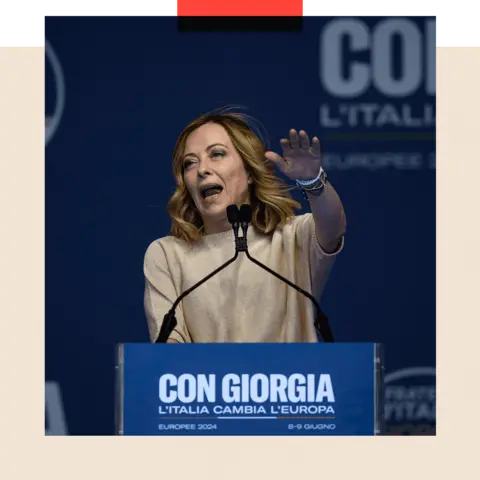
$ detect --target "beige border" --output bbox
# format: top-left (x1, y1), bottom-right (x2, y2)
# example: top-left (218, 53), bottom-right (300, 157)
top-left (1, 45), bottom-right (478, 478)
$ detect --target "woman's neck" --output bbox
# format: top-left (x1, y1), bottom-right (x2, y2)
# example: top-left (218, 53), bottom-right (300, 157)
top-left (203, 218), bottom-right (233, 236)
top-left (199, 220), bottom-right (260, 249)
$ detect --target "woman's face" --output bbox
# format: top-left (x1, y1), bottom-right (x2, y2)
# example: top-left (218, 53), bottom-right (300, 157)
top-left (182, 122), bottom-right (251, 234)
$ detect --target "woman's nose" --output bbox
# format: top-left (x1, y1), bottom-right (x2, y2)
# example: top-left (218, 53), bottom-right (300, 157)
top-left (197, 161), bottom-right (212, 178)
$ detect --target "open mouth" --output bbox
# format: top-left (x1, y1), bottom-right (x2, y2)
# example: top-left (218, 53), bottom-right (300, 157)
top-left (200, 184), bottom-right (224, 200)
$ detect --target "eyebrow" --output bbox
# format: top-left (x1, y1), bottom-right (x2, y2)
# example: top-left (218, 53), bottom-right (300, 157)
top-left (183, 143), bottom-right (228, 159)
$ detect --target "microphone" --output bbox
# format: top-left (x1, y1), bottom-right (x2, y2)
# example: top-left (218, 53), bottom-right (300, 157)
top-left (155, 205), bottom-right (243, 343)
top-left (235, 204), bottom-right (334, 343)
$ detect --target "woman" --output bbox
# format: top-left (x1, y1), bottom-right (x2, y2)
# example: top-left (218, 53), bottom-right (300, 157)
top-left (143, 111), bottom-right (346, 343)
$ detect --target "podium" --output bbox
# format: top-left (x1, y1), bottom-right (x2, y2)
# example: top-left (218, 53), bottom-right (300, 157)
top-left (115, 343), bottom-right (384, 436)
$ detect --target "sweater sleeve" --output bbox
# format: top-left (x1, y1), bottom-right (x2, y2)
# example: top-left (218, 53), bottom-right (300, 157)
top-left (292, 213), bottom-right (344, 300)
top-left (143, 240), bottom-right (192, 343)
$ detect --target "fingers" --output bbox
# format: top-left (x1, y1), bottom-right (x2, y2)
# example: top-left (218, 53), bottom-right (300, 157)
top-left (280, 138), bottom-right (291, 155)
top-left (299, 130), bottom-right (310, 149)
top-left (312, 136), bottom-right (321, 157)
top-left (265, 151), bottom-right (287, 174)
top-left (285, 129), bottom-right (311, 150)
top-left (289, 129), bottom-right (300, 149)
top-left (280, 129), bottom-right (320, 157)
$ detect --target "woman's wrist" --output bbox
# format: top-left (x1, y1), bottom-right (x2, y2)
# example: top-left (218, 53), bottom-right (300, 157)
top-left (296, 165), bottom-right (328, 199)
top-left (295, 165), bottom-right (325, 186)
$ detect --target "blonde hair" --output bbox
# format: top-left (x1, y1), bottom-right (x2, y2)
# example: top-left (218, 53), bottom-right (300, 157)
top-left (168, 109), bottom-right (301, 243)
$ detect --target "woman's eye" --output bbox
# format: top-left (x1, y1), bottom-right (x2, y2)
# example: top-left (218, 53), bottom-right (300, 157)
top-left (183, 160), bottom-right (195, 169)
top-left (211, 150), bottom-right (225, 158)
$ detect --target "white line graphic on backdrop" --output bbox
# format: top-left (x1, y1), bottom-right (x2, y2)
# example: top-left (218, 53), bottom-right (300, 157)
top-left (45, 39), bottom-right (66, 146)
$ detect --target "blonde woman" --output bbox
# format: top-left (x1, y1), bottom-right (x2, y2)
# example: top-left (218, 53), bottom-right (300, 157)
top-left (144, 111), bottom-right (346, 343)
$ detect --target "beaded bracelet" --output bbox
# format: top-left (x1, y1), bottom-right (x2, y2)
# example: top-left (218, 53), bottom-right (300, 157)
top-left (296, 166), bottom-right (328, 200)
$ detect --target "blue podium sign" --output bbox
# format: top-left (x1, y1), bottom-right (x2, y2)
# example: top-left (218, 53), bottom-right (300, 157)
top-left (116, 343), bottom-right (384, 436)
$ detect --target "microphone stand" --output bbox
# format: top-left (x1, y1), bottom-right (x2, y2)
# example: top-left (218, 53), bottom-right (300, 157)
top-left (156, 254), bottom-right (239, 343)
top-left (237, 205), bottom-right (334, 343)
top-left (156, 204), bottom-right (334, 343)
top-left (156, 205), bottom-right (242, 343)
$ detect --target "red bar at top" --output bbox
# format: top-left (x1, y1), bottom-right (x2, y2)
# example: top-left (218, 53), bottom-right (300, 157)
top-left (177, 0), bottom-right (303, 16)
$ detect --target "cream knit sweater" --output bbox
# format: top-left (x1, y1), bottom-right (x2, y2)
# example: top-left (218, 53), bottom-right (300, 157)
top-left (143, 213), bottom-right (343, 343)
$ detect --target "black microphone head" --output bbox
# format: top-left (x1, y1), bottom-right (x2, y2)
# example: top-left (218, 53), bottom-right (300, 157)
top-left (226, 204), bottom-right (240, 224)
top-left (239, 204), bottom-right (252, 223)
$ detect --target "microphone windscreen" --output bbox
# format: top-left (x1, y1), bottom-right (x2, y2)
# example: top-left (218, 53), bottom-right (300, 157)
top-left (226, 204), bottom-right (240, 224)
top-left (240, 204), bottom-right (252, 223)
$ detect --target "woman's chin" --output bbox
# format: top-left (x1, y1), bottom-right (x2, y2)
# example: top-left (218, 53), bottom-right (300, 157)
top-left (200, 195), bottom-right (227, 214)
top-left (199, 201), bottom-right (232, 229)
top-left (201, 204), bottom-right (227, 220)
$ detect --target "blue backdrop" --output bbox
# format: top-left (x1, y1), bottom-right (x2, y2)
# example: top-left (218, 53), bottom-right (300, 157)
top-left (45, 16), bottom-right (436, 435)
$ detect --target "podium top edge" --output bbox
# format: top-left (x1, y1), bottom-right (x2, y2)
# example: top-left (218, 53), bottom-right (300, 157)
top-left (115, 342), bottom-right (384, 347)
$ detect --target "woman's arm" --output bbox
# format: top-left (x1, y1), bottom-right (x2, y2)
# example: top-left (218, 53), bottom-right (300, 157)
top-left (265, 129), bottom-right (346, 253)
top-left (306, 182), bottom-right (346, 254)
